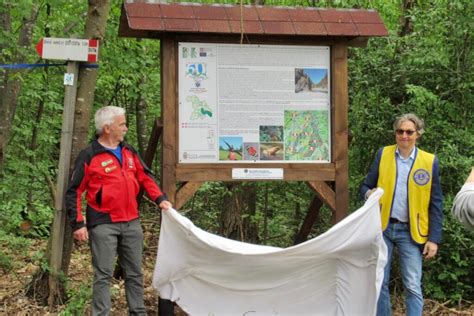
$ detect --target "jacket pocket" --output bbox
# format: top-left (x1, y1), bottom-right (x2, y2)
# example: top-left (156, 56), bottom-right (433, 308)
top-left (95, 186), bottom-right (103, 207)
top-left (417, 213), bottom-right (429, 237)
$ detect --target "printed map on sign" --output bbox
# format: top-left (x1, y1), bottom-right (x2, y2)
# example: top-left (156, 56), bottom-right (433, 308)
top-left (187, 95), bottom-right (213, 120)
top-left (284, 110), bottom-right (329, 161)
top-left (178, 42), bottom-right (331, 163)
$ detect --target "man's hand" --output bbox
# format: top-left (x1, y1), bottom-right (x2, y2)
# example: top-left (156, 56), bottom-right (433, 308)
top-left (423, 241), bottom-right (438, 260)
top-left (73, 227), bottom-right (88, 241)
top-left (159, 200), bottom-right (173, 210)
top-left (366, 188), bottom-right (377, 199)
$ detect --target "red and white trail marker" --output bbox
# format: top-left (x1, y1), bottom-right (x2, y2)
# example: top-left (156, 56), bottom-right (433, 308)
top-left (36, 37), bottom-right (99, 62)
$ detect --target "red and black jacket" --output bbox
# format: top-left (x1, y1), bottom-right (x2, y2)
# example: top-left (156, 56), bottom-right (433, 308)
top-left (65, 140), bottom-right (167, 231)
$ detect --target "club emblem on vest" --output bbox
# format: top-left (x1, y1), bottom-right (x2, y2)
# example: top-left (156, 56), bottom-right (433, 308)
top-left (105, 165), bottom-right (117, 173)
top-left (413, 169), bottom-right (430, 185)
top-left (128, 158), bottom-right (134, 169)
top-left (101, 159), bottom-right (113, 167)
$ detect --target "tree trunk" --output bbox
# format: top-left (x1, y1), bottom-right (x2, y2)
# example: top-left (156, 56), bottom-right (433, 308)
top-left (399, 0), bottom-right (416, 37)
top-left (242, 182), bottom-right (258, 244)
top-left (0, 4), bottom-right (38, 170)
top-left (0, 4), bottom-right (11, 170)
top-left (26, 0), bottom-right (112, 306)
top-left (136, 76), bottom-right (148, 156)
top-left (25, 81), bottom-right (47, 219)
top-left (219, 182), bottom-right (259, 243)
top-left (219, 183), bottom-right (244, 240)
top-left (263, 183), bottom-right (269, 242)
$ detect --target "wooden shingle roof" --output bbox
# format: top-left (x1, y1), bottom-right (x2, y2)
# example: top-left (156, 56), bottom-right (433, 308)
top-left (119, 2), bottom-right (388, 40)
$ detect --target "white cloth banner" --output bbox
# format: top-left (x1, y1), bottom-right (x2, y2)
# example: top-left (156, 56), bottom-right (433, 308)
top-left (153, 189), bottom-right (387, 315)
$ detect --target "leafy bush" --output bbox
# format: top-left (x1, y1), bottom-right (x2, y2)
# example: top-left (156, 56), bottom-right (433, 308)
top-left (0, 250), bottom-right (13, 272)
top-left (61, 283), bottom-right (92, 316)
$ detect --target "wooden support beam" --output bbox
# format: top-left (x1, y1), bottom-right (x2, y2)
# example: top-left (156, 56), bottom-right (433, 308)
top-left (137, 118), bottom-right (163, 204)
top-left (175, 181), bottom-right (204, 210)
top-left (331, 43), bottom-right (349, 223)
top-left (176, 163), bottom-right (335, 182)
top-left (293, 196), bottom-right (323, 245)
top-left (49, 61), bottom-right (79, 305)
top-left (306, 181), bottom-right (336, 212)
top-left (161, 38), bottom-right (177, 203)
top-left (143, 117), bottom-right (163, 168)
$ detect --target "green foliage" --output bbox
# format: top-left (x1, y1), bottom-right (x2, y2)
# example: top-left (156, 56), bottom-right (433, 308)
top-left (0, 250), bottom-right (13, 272)
top-left (423, 212), bottom-right (473, 303)
top-left (60, 282), bottom-right (92, 316)
top-left (0, 231), bottom-right (31, 271)
top-left (0, 0), bottom-right (472, 308)
top-left (348, 0), bottom-right (473, 304)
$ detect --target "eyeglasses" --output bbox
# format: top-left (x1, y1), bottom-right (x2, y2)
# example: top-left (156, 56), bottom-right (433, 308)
top-left (396, 129), bottom-right (416, 136)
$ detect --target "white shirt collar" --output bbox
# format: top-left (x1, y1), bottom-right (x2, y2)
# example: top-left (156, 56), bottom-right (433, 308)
top-left (395, 146), bottom-right (416, 160)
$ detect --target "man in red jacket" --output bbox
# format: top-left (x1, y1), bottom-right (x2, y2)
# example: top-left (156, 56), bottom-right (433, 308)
top-left (66, 106), bottom-right (172, 315)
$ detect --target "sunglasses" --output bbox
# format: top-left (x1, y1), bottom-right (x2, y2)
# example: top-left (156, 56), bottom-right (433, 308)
top-left (396, 129), bottom-right (416, 136)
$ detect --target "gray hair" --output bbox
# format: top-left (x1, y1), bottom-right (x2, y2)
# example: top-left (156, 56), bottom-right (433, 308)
top-left (94, 106), bottom-right (126, 135)
top-left (393, 113), bottom-right (425, 136)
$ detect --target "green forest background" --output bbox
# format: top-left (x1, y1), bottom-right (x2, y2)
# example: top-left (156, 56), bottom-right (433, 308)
top-left (0, 0), bottom-right (472, 311)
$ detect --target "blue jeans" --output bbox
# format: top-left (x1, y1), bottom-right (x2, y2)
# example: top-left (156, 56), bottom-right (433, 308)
top-left (377, 222), bottom-right (423, 316)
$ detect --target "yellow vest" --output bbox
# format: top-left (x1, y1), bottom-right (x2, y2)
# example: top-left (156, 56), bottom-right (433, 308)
top-left (377, 145), bottom-right (434, 244)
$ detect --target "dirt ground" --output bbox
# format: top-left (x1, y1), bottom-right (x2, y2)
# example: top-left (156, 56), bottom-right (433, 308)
top-left (1, 235), bottom-right (472, 315)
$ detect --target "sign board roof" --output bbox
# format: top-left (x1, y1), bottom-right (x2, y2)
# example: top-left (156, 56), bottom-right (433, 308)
top-left (118, 3), bottom-right (388, 39)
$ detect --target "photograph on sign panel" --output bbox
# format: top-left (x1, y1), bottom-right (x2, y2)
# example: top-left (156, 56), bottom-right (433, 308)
top-left (284, 110), bottom-right (330, 161)
top-left (260, 143), bottom-right (284, 161)
top-left (219, 137), bottom-right (243, 161)
top-left (295, 68), bottom-right (328, 95)
top-left (259, 125), bottom-right (284, 142)
top-left (243, 143), bottom-right (260, 161)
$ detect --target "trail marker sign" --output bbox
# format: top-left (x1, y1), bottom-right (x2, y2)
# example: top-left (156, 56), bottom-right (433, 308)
top-left (36, 37), bottom-right (99, 62)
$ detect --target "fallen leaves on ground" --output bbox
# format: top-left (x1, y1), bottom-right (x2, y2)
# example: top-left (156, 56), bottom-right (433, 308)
top-left (0, 234), bottom-right (472, 315)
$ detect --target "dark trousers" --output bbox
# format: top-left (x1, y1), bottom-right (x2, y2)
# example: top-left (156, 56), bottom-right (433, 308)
top-left (159, 298), bottom-right (174, 316)
top-left (89, 219), bottom-right (146, 316)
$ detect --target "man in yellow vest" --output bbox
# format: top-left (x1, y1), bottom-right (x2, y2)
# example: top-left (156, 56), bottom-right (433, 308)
top-left (360, 113), bottom-right (443, 316)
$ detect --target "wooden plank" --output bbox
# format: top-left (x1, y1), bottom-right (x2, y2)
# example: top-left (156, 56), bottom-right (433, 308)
top-left (306, 181), bottom-right (336, 212)
top-left (143, 117), bottom-right (163, 168)
top-left (49, 61), bottom-right (79, 304)
top-left (155, 33), bottom-right (338, 46)
top-left (331, 42), bottom-right (349, 223)
top-left (175, 163), bottom-right (336, 181)
top-left (161, 38), bottom-right (177, 203)
top-left (175, 181), bottom-right (204, 209)
top-left (293, 196), bottom-right (323, 245)
top-left (347, 37), bottom-right (369, 47)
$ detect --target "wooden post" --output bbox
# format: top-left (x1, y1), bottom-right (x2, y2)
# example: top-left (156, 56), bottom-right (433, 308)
top-left (48, 61), bottom-right (79, 305)
top-left (331, 43), bottom-right (349, 223)
top-left (176, 181), bottom-right (204, 209)
top-left (161, 38), bottom-right (177, 203)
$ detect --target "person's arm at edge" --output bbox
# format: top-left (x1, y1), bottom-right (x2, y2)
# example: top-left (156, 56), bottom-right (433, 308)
top-left (451, 167), bottom-right (474, 229)
top-left (65, 151), bottom-right (89, 241)
top-left (359, 148), bottom-right (383, 200)
top-left (464, 167), bottom-right (474, 184)
top-left (131, 148), bottom-right (173, 210)
top-left (424, 156), bottom-right (443, 259)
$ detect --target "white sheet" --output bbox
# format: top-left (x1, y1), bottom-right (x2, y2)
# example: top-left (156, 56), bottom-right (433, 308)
top-left (153, 188), bottom-right (387, 316)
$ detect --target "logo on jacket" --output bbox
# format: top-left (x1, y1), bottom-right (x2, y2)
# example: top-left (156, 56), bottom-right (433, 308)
top-left (413, 169), bottom-right (430, 185)
top-left (105, 165), bottom-right (117, 173)
top-left (101, 159), bottom-right (113, 167)
top-left (128, 158), bottom-right (134, 169)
